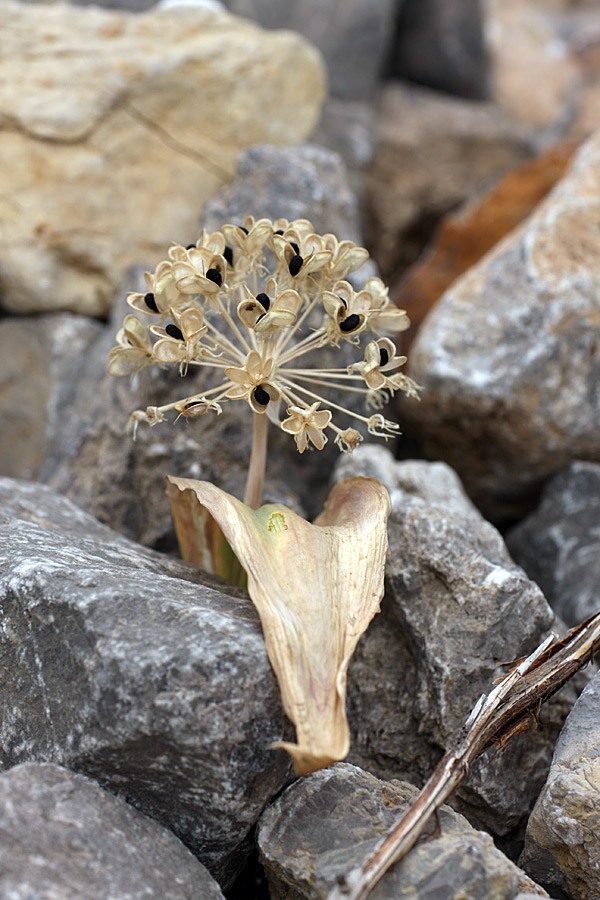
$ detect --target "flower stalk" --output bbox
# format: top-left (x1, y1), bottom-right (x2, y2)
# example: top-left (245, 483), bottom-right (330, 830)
top-left (244, 411), bottom-right (269, 509)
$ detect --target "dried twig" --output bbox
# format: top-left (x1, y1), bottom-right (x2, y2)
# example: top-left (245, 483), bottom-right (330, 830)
top-left (328, 611), bottom-right (600, 900)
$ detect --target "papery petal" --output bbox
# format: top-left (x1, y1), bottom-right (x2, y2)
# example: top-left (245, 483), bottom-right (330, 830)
top-left (246, 350), bottom-right (263, 378)
top-left (166, 476), bottom-right (391, 775)
top-left (108, 346), bottom-right (152, 376)
top-left (123, 314), bottom-right (152, 350)
top-left (254, 310), bottom-right (297, 333)
top-left (153, 338), bottom-right (186, 363)
top-left (224, 366), bottom-right (250, 385)
top-left (178, 307), bottom-right (205, 340)
top-left (306, 425), bottom-right (327, 450)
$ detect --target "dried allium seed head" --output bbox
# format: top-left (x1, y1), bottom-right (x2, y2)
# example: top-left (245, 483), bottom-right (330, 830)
top-left (108, 217), bottom-right (421, 451)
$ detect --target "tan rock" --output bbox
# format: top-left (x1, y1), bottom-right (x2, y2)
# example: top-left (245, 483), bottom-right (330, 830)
top-left (405, 129), bottom-right (600, 522)
top-left (365, 82), bottom-right (532, 280)
top-left (392, 141), bottom-right (578, 351)
top-left (484, 0), bottom-right (580, 130)
top-left (0, 1), bottom-right (326, 316)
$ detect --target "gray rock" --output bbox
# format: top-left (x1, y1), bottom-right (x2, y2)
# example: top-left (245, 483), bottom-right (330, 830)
top-left (220, 0), bottom-right (396, 101)
top-left (312, 99), bottom-right (377, 177)
top-left (506, 461), bottom-right (600, 627)
top-left (0, 762), bottom-right (225, 900)
top-left (340, 446), bottom-right (580, 838)
top-left (390, 0), bottom-right (490, 100)
top-left (520, 670), bottom-right (600, 900)
top-left (405, 130), bottom-right (600, 523)
top-left (0, 314), bottom-right (103, 481)
top-left (257, 763), bottom-right (547, 900)
top-left (365, 82), bottom-right (533, 280)
top-left (0, 477), bottom-right (291, 885)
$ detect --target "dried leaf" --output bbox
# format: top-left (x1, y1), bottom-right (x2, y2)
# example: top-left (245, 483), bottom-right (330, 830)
top-left (167, 476), bottom-right (390, 774)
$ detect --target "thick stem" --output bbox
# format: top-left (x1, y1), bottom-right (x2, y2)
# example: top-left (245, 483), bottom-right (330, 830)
top-left (244, 412), bottom-right (268, 509)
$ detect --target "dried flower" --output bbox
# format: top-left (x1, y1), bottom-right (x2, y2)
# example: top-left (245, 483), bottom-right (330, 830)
top-left (108, 217), bottom-right (420, 468)
top-left (281, 402), bottom-right (332, 453)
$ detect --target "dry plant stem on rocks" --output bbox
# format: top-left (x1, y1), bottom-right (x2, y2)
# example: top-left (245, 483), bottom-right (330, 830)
top-left (108, 216), bottom-right (420, 772)
top-left (328, 610), bottom-right (600, 900)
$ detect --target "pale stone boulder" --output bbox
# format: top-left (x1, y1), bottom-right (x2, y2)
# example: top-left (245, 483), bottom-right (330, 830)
top-left (0, 1), bottom-right (326, 316)
top-left (405, 129), bottom-right (600, 522)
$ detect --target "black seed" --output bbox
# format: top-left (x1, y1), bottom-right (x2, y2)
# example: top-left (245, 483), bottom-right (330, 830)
top-left (253, 385), bottom-right (271, 407)
top-left (166, 324), bottom-right (184, 341)
top-left (144, 292), bottom-right (158, 313)
top-left (288, 254), bottom-right (303, 276)
top-left (239, 225), bottom-right (249, 234)
top-left (186, 243), bottom-right (196, 250)
top-left (256, 292), bottom-right (270, 311)
top-left (339, 295), bottom-right (347, 309)
top-left (206, 268), bottom-right (223, 286)
top-left (224, 245), bottom-right (234, 266)
top-left (289, 241), bottom-right (300, 255)
top-left (379, 347), bottom-right (389, 366)
top-left (340, 314), bottom-right (361, 333)
top-left (275, 229), bottom-right (284, 236)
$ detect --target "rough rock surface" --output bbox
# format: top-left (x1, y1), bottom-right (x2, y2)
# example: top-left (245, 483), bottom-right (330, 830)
top-left (341, 446), bottom-right (580, 838)
top-left (201, 143), bottom-right (377, 286)
top-left (0, 314), bottom-right (103, 480)
top-left (390, 0), bottom-right (490, 100)
top-left (221, 0), bottom-right (396, 101)
top-left (0, 477), bottom-right (291, 885)
top-left (520, 670), bottom-right (600, 899)
top-left (258, 763), bottom-right (547, 900)
top-left (0, 0), bottom-right (325, 316)
top-left (365, 83), bottom-right (533, 279)
top-left (0, 762), bottom-right (225, 900)
top-left (506, 462), bottom-right (600, 627)
top-left (405, 129), bottom-right (600, 523)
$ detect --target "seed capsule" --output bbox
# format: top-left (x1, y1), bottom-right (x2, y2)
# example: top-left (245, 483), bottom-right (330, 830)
top-left (166, 324), bottom-right (184, 341)
top-left (288, 254), bottom-right (303, 277)
top-left (144, 292), bottom-right (159, 313)
top-left (339, 314), bottom-right (360, 333)
top-left (253, 385), bottom-right (271, 406)
top-left (205, 268), bottom-right (223, 286)
top-left (256, 292), bottom-right (271, 311)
